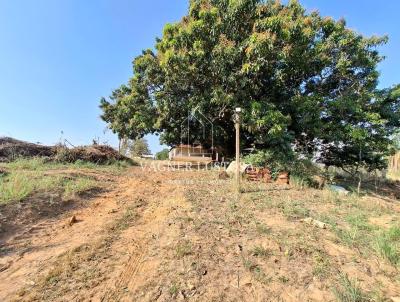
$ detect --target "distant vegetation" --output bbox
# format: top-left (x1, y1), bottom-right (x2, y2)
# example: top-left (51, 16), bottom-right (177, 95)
top-left (120, 138), bottom-right (150, 157)
top-left (156, 148), bottom-right (170, 160)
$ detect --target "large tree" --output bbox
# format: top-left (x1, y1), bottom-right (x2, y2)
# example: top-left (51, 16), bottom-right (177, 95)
top-left (131, 138), bottom-right (151, 157)
top-left (100, 0), bottom-right (400, 167)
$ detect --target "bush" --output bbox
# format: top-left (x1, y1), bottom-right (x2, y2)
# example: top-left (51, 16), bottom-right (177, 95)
top-left (243, 150), bottom-right (323, 183)
top-left (243, 149), bottom-right (293, 172)
top-left (156, 148), bottom-right (170, 160)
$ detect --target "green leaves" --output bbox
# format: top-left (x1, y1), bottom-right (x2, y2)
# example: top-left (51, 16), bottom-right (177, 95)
top-left (100, 0), bottom-right (400, 164)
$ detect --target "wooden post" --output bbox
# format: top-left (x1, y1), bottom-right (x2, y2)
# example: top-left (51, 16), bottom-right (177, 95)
top-left (235, 108), bottom-right (241, 197)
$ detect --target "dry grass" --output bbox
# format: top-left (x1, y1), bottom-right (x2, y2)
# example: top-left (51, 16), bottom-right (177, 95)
top-left (175, 240), bottom-right (193, 258)
top-left (388, 170), bottom-right (400, 181)
top-left (15, 203), bottom-right (141, 302)
top-left (175, 171), bottom-right (400, 300)
top-left (4, 167), bottom-right (400, 301)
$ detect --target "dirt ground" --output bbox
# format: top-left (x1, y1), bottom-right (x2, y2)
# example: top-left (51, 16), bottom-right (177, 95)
top-left (1, 165), bottom-right (400, 301)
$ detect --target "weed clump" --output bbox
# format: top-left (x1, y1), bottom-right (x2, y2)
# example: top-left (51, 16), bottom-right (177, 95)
top-left (175, 240), bottom-right (192, 258)
top-left (374, 226), bottom-right (400, 266)
top-left (333, 274), bottom-right (371, 302)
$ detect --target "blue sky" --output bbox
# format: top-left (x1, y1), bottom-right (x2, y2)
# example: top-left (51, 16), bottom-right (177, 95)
top-left (0, 0), bottom-right (399, 153)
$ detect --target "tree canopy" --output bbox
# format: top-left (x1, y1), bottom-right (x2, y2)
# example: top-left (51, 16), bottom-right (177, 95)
top-left (131, 138), bottom-right (151, 157)
top-left (156, 148), bottom-right (170, 160)
top-left (101, 0), bottom-right (400, 169)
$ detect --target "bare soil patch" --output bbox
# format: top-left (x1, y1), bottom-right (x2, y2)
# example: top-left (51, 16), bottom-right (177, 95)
top-left (0, 167), bottom-right (399, 301)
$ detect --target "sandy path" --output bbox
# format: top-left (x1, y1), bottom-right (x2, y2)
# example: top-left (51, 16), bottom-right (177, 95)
top-left (0, 167), bottom-right (181, 301)
top-left (98, 169), bottom-right (190, 301)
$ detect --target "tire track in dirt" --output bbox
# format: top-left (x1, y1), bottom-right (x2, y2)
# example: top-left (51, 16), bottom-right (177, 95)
top-left (101, 242), bottom-right (146, 301)
top-left (2, 167), bottom-right (190, 301)
top-left (100, 171), bottom-right (189, 302)
top-left (0, 168), bottom-right (143, 301)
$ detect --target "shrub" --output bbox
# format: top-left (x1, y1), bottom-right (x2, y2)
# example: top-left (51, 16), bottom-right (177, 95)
top-left (243, 150), bottom-right (323, 183)
top-left (156, 148), bottom-right (170, 160)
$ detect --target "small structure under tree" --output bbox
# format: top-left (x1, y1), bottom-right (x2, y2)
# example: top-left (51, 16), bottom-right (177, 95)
top-left (168, 144), bottom-right (218, 164)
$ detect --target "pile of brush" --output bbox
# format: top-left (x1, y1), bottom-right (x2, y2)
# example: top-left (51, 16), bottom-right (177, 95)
top-left (54, 145), bottom-right (129, 164)
top-left (0, 137), bottom-right (130, 164)
top-left (0, 137), bottom-right (54, 162)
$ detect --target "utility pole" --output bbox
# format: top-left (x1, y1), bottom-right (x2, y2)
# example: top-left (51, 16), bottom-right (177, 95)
top-left (234, 108), bottom-right (242, 197)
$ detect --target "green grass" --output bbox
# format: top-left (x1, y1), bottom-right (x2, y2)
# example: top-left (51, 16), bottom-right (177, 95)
top-left (243, 172), bottom-right (400, 269)
top-left (4, 157), bottom-right (48, 170)
top-left (169, 282), bottom-right (180, 296)
top-left (327, 209), bottom-right (377, 252)
top-left (330, 208), bottom-right (400, 266)
top-left (345, 213), bottom-right (374, 231)
top-left (251, 245), bottom-right (272, 258)
top-left (0, 158), bottom-right (127, 204)
top-left (333, 216), bottom-right (400, 266)
top-left (333, 274), bottom-right (370, 302)
top-left (242, 256), bottom-right (272, 285)
top-left (387, 225), bottom-right (400, 240)
top-left (255, 222), bottom-right (272, 235)
top-left (374, 226), bottom-right (400, 266)
top-left (312, 250), bottom-right (331, 278)
top-left (62, 177), bottom-right (98, 199)
top-left (333, 224), bottom-right (371, 250)
top-left (0, 172), bottom-right (34, 202)
top-left (3, 157), bottom-right (131, 172)
top-left (282, 201), bottom-right (310, 220)
top-left (113, 207), bottom-right (138, 231)
top-left (253, 266), bottom-right (272, 285)
top-left (277, 275), bottom-right (289, 283)
top-left (0, 170), bottom-right (97, 204)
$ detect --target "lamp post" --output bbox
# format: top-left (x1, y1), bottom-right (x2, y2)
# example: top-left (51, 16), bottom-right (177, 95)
top-left (234, 108), bottom-right (241, 197)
